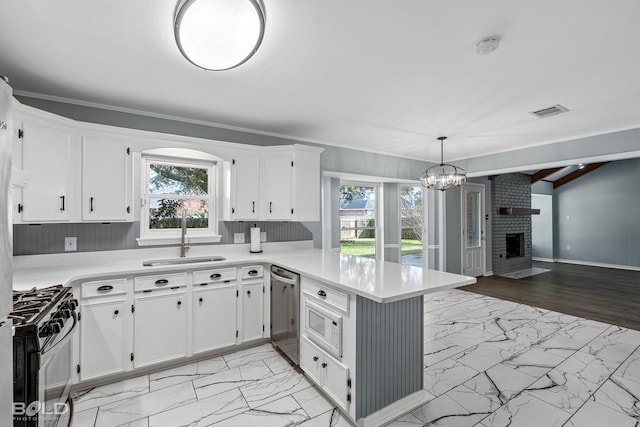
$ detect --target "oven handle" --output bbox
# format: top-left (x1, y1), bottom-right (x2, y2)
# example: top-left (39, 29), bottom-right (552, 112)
top-left (41, 310), bottom-right (79, 363)
top-left (270, 271), bottom-right (297, 285)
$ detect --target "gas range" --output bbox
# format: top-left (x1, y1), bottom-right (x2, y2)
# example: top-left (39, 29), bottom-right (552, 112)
top-left (10, 285), bottom-right (77, 351)
top-left (12, 285), bottom-right (78, 427)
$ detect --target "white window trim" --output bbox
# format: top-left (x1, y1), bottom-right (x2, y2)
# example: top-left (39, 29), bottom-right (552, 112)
top-left (137, 154), bottom-right (221, 246)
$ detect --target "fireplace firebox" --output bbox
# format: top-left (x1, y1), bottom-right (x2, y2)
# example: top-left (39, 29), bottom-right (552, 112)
top-left (506, 233), bottom-right (525, 258)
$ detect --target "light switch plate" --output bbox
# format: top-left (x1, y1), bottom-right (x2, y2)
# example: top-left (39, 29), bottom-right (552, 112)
top-left (65, 237), bottom-right (77, 252)
top-left (260, 232), bottom-right (267, 243)
top-left (234, 233), bottom-right (245, 244)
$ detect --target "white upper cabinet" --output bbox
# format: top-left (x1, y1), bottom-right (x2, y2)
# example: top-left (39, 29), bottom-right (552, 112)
top-left (82, 136), bottom-right (132, 221)
top-left (18, 119), bottom-right (74, 222)
top-left (261, 151), bottom-right (293, 220)
top-left (229, 152), bottom-right (260, 220)
top-left (261, 145), bottom-right (322, 222)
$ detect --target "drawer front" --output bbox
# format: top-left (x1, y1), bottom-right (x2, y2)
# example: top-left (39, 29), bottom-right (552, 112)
top-left (302, 278), bottom-right (349, 314)
top-left (193, 267), bottom-right (237, 285)
top-left (82, 278), bottom-right (127, 299)
top-left (134, 272), bottom-right (187, 292)
top-left (241, 265), bottom-right (263, 280)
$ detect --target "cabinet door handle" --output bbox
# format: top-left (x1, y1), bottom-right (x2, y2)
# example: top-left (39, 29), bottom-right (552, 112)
top-left (269, 202), bottom-right (272, 213)
top-left (321, 362), bottom-right (327, 368)
top-left (199, 297), bottom-right (203, 303)
top-left (210, 273), bottom-right (222, 280)
top-left (252, 201), bottom-right (255, 213)
top-left (60, 195), bottom-right (65, 211)
top-left (317, 290), bottom-right (327, 298)
top-left (313, 356), bottom-right (319, 362)
top-left (97, 285), bottom-right (113, 292)
top-left (114, 309), bottom-right (119, 315)
top-left (199, 283), bottom-right (208, 287)
top-left (248, 270), bottom-right (258, 276)
top-left (154, 279), bottom-right (169, 286)
top-left (177, 301), bottom-right (182, 306)
top-left (247, 290), bottom-right (251, 296)
top-left (90, 197), bottom-right (94, 212)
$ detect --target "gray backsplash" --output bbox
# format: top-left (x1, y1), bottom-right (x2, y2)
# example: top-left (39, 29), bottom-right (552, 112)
top-left (13, 221), bottom-right (313, 256)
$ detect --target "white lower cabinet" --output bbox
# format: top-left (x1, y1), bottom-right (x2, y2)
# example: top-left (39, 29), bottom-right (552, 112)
top-left (193, 284), bottom-right (237, 353)
top-left (301, 335), bottom-right (350, 410)
top-left (241, 281), bottom-right (264, 342)
top-left (79, 299), bottom-right (128, 381)
top-left (133, 290), bottom-right (187, 368)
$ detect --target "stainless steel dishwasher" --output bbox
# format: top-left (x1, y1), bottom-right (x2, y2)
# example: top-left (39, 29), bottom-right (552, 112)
top-left (270, 265), bottom-right (300, 365)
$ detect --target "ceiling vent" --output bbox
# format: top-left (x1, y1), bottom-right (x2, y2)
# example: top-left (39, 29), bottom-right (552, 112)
top-left (529, 104), bottom-right (569, 118)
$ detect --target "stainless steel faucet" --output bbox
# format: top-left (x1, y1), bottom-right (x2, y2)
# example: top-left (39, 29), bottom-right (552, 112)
top-left (180, 208), bottom-right (189, 257)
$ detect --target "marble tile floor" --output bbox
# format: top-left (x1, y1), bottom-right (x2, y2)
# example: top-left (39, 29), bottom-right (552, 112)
top-left (70, 289), bottom-right (640, 427)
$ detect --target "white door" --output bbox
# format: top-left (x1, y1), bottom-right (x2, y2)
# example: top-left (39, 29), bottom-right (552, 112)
top-left (300, 335), bottom-right (323, 386)
top-left (242, 281), bottom-right (264, 341)
top-left (193, 285), bottom-right (237, 353)
top-left (134, 291), bottom-right (187, 368)
top-left (462, 184), bottom-right (485, 277)
top-left (322, 352), bottom-right (350, 410)
top-left (20, 121), bottom-right (72, 222)
top-left (231, 153), bottom-right (260, 220)
top-left (82, 136), bottom-right (131, 221)
top-left (80, 299), bottom-right (128, 380)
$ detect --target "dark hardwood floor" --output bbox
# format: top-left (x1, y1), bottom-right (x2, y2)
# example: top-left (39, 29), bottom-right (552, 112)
top-left (460, 261), bottom-right (640, 330)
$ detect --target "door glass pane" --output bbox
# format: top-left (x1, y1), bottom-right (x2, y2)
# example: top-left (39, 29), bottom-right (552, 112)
top-left (466, 192), bottom-right (480, 248)
top-left (339, 185), bottom-right (376, 258)
top-left (148, 198), bottom-right (209, 229)
top-left (400, 186), bottom-right (423, 266)
top-left (426, 189), bottom-right (444, 270)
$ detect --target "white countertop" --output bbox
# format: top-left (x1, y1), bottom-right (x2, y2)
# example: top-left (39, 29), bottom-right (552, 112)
top-left (12, 242), bottom-right (476, 303)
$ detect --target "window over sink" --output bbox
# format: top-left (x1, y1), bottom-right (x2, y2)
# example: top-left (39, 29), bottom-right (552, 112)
top-left (137, 149), bottom-right (221, 246)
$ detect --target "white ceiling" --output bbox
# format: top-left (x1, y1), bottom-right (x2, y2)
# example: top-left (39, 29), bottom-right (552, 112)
top-left (1, 0), bottom-right (640, 163)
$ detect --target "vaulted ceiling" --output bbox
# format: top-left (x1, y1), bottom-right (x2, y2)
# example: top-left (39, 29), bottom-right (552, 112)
top-left (1, 1), bottom-right (640, 164)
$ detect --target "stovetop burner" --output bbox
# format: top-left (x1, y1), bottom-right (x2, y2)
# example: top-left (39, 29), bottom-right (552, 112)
top-left (10, 284), bottom-right (70, 326)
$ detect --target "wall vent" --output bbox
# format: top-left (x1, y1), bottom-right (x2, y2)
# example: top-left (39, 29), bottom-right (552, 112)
top-left (530, 104), bottom-right (569, 118)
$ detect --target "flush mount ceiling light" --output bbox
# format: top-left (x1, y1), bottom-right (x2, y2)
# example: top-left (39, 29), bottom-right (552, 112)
top-left (420, 136), bottom-right (467, 191)
top-left (174, 0), bottom-right (265, 71)
top-left (475, 36), bottom-right (501, 55)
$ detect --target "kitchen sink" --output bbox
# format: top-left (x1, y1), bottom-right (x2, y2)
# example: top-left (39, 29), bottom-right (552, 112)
top-left (143, 256), bottom-right (226, 266)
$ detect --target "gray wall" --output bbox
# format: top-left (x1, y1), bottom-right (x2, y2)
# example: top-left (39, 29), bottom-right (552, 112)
top-left (554, 158), bottom-right (640, 267)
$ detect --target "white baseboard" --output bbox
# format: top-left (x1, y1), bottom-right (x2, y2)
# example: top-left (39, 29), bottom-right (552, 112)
top-left (533, 257), bottom-right (554, 263)
top-left (484, 271), bottom-right (494, 277)
top-left (357, 390), bottom-right (431, 427)
top-left (554, 258), bottom-right (640, 272)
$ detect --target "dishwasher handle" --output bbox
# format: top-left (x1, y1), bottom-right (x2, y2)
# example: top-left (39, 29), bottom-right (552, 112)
top-left (270, 271), bottom-right (298, 285)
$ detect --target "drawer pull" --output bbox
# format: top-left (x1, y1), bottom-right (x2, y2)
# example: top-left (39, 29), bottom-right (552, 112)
top-left (248, 270), bottom-right (259, 276)
top-left (97, 285), bottom-right (113, 292)
top-left (317, 290), bottom-right (327, 298)
top-left (177, 301), bottom-right (182, 306)
top-left (143, 289), bottom-right (153, 293)
top-left (114, 309), bottom-right (119, 315)
top-left (199, 297), bottom-right (203, 303)
top-left (199, 283), bottom-right (208, 287)
top-left (247, 290), bottom-right (251, 296)
top-left (155, 279), bottom-right (169, 286)
top-left (171, 286), bottom-right (180, 290)
top-left (321, 362), bottom-right (327, 368)
top-left (313, 356), bottom-right (319, 362)
top-left (210, 273), bottom-right (222, 280)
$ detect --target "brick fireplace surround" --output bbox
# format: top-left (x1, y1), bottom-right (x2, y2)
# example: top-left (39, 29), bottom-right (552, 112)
top-left (491, 173), bottom-right (533, 275)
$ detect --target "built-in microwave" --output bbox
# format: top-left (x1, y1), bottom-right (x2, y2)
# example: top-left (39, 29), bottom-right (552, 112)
top-left (304, 300), bottom-right (343, 358)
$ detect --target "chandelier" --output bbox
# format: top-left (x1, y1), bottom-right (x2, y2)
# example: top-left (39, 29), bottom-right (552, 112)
top-left (420, 136), bottom-right (466, 191)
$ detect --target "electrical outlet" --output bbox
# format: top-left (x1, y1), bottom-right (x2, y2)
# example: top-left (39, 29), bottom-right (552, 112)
top-left (260, 232), bottom-right (267, 243)
top-left (65, 237), bottom-right (77, 252)
top-left (234, 233), bottom-right (245, 244)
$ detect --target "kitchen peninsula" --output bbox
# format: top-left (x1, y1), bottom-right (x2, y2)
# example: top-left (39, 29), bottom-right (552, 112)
top-left (13, 242), bottom-right (475, 426)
